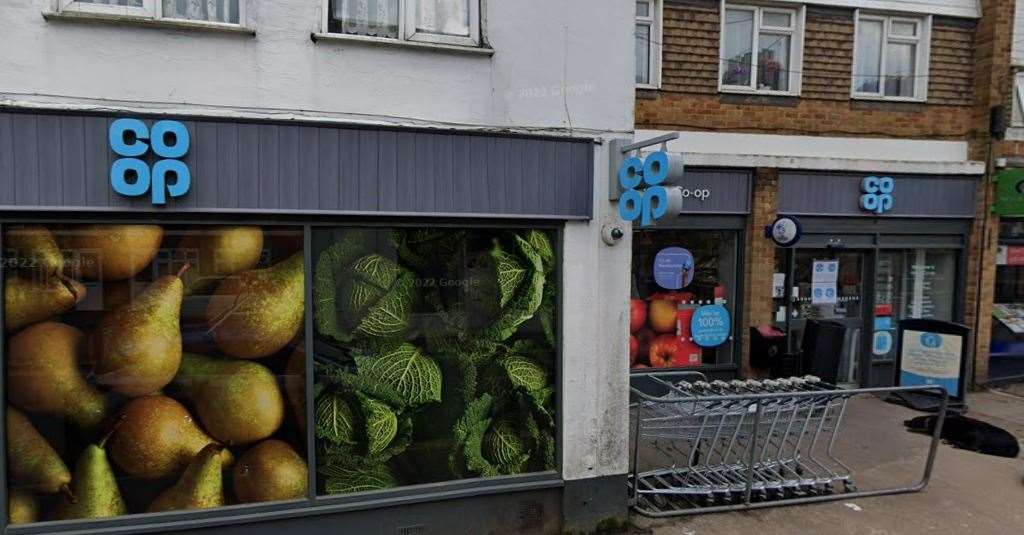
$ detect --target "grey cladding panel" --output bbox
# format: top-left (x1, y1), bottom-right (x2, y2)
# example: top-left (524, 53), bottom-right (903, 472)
top-left (779, 172), bottom-right (978, 218)
top-left (0, 111), bottom-right (594, 219)
top-left (669, 168), bottom-right (752, 214)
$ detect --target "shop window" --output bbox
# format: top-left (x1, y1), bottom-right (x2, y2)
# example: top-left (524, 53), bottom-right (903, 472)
top-left (3, 224), bottom-right (306, 524)
top-left (326, 0), bottom-right (482, 47)
top-left (629, 230), bottom-right (739, 370)
top-left (311, 228), bottom-right (557, 495)
top-left (991, 221), bottom-right (1024, 378)
top-left (719, 3), bottom-right (804, 95)
top-left (852, 12), bottom-right (931, 101)
top-left (58, 0), bottom-right (242, 25)
top-left (635, 0), bottom-right (662, 88)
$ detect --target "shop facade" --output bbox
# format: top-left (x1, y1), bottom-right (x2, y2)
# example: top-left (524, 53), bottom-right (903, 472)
top-left (0, 108), bottom-right (628, 534)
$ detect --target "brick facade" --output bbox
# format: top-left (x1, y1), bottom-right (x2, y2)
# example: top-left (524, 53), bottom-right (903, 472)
top-left (638, 0), bottom-right (1012, 384)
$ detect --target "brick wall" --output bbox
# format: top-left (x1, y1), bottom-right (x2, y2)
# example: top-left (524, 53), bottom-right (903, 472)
top-left (741, 168), bottom-right (778, 377)
top-left (638, 2), bottom-right (977, 139)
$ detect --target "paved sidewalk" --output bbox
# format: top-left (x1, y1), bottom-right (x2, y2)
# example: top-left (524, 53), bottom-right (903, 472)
top-left (630, 390), bottom-right (1024, 535)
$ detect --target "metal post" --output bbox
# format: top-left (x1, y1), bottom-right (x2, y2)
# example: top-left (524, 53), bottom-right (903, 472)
top-left (744, 402), bottom-right (762, 505)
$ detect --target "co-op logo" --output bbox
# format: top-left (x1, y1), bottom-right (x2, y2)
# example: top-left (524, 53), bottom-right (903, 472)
top-left (860, 176), bottom-right (895, 215)
top-left (679, 187), bottom-right (711, 201)
top-left (109, 118), bottom-right (191, 205)
top-left (618, 151), bottom-right (669, 226)
top-left (920, 332), bottom-right (943, 348)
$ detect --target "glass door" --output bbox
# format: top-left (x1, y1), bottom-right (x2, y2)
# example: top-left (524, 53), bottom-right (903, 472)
top-left (787, 249), bottom-right (869, 387)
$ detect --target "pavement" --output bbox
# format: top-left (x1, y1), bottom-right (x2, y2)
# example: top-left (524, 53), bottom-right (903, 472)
top-left (628, 389), bottom-right (1024, 535)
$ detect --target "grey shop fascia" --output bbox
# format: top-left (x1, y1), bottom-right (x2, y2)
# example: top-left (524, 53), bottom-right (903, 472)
top-left (0, 109), bottom-right (597, 534)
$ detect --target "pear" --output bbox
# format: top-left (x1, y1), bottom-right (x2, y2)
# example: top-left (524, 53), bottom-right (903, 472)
top-left (174, 226), bottom-right (264, 295)
top-left (5, 406), bottom-right (71, 494)
top-left (232, 440), bottom-right (308, 503)
top-left (52, 432), bottom-right (127, 520)
top-left (206, 253), bottom-right (304, 359)
top-left (7, 323), bottom-right (106, 431)
top-left (6, 225), bottom-right (64, 277)
top-left (59, 224), bottom-right (162, 281)
top-left (147, 444), bottom-right (225, 512)
top-left (4, 275), bottom-right (86, 332)
top-left (175, 353), bottom-right (284, 445)
top-left (107, 395), bottom-right (232, 480)
top-left (92, 266), bottom-right (187, 397)
top-left (8, 489), bottom-right (39, 525)
top-left (283, 344), bottom-right (307, 436)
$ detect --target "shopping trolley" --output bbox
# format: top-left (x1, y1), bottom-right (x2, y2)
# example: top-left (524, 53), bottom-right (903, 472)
top-left (629, 371), bottom-right (948, 516)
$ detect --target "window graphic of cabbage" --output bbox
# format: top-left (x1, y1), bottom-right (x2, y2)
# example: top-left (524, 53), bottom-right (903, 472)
top-left (315, 251), bottom-right (416, 345)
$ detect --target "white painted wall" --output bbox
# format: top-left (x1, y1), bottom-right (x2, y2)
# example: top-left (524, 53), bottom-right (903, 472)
top-left (0, 0), bottom-right (635, 481)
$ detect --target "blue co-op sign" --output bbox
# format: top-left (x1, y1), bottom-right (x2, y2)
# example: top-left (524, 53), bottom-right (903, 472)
top-left (109, 118), bottom-right (191, 205)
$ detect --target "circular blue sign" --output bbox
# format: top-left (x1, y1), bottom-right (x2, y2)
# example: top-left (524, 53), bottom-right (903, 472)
top-left (767, 216), bottom-right (802, 247)
top-left (653, 247), bottom-right (694, 290)
top-left (690, 305), bottom-right (731, 347)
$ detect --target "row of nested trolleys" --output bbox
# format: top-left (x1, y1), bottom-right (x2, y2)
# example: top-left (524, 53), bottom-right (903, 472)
top-left (629, 371), bottom-right (948, 516)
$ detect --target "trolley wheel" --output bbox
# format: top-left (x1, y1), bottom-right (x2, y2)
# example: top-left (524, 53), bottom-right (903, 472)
top-left (843, 481), bottom-right (858, 493)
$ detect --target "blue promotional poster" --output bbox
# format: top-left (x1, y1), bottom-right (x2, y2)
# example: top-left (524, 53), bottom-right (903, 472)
top-left (898, 330), bottom-right (963, 395)
top-left (653, 247), bottom-right (694, 290)
top-left (690, 305), bottom-right (731, 347)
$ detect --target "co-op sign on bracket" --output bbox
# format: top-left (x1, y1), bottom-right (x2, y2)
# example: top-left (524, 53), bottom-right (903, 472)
top-left (109, 118), bottom-right (192, 205)
top-left (611, 133), bottom-right (711, 227)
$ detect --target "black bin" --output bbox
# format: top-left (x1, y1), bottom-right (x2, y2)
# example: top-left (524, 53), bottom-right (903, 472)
top-left (749, 325), bottom-right (787, 369)
top-left (800, 319), bottom-right (846, 384)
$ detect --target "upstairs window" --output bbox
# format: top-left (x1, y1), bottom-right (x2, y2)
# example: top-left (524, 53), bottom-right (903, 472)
top-left (327, 0), bottom-right (481, 47)
top-left (635, 0), bottom-right (662, 88)
top-left (852, 13), bottom-right (931, 101)
top-left (719, 3), bottom-right (804, 95)
top-left (58, 1), bottom-right (242, 25)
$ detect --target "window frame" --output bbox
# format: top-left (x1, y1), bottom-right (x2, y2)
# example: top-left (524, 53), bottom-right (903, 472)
top-left (57, 0), bottom-right (246, 28)
top-left (322, 0), bottom-right (483, 48)
top-left (850, 11), bottom-right (932, 103)
top-left (717, 1), bottom-right (805, 97)
top-left (635, 0), bottom-right (663, 89)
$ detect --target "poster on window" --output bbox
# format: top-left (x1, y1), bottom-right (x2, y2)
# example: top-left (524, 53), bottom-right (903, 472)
top-left (811, 282), bottom-right (837, 305)
top-left (899, 330), bottom-right (963, 396)
top-left (812, 260), bottom-right (838, 283)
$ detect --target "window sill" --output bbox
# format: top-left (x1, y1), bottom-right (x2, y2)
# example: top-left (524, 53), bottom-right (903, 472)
top-left (719, 87), bottom-right (801, 98)
top-left (41, 9), bottom-right (256, 36)
top-left (851, 94), bottom-right (926, 104)
top-left (311, 32), bottom-right (494, 56)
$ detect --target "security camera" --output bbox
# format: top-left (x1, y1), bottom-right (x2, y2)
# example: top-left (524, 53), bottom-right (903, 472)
top-left (601, 224), bottom-right (625, 246)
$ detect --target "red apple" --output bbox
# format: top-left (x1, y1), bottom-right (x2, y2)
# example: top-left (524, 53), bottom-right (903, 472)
top-left (631, 363), bottom-right (649, 370)
top-left (649, 334), bottom-right (682, 368)
top-left (630, 299), bottom-right (648, 333)
top-left (648, 299), bottom-right (677, 333)
top-left (629, 335), bottom-right (639, 365)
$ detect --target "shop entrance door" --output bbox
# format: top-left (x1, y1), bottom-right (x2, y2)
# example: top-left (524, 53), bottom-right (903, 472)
top-left (786, 249), bottom-right (870, 387)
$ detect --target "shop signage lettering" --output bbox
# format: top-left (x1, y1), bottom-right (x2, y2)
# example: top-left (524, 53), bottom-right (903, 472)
top-left (109, 118), bottom-right (191, 205)
top-left (678, 188), bottom-right (711, 201)
top-left (690, 304), bottom-right (731, 347)
top-left (859, 176), bottom-right (895, 214)
top-left (618, 151), bottom-right (669, 226)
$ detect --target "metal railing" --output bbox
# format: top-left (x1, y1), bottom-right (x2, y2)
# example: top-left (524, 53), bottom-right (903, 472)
top-left (629, 371), bottom-right (948, 517)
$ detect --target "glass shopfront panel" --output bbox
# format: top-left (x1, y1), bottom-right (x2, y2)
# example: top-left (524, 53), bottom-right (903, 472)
top-left (629, 229), bottom-right (740, 370)
top-left (4, 224), bottom-right (307, 524)
top-left (990, 220), bottom-right (1024, 380)
top-left (310, 227), bottom-right (557, 495)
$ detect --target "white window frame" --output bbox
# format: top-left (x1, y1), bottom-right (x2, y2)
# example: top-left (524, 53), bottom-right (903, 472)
top-left (851, 11), bottom-right (931, 102)
top-left (636, 0), bottom-right (663, 89)
top-left (322, 0), bottom-right (482, 48)
top-left (57, 0), bottom-right (246, 27)
top-left (718, 2), bottom-right (805, 97)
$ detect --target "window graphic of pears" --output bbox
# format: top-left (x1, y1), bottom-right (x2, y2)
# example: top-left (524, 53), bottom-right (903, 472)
top-left (232, 440), bottom-right (308, 503)
top-left (92, 266), bottom-right (187, 397)
top-left (52, 432), bottom-right (127, 521)
top-left (5, 406), bottom-right (71, 495)
top-left (7, 323), bottom-right (107, 432)
top-left (174, 226), bottom-right (264, 295)
top-left (147, 444), bottom-right (226, 512)
top-left (6, 225), bottom-right (65, 278)
top-left (5, 276), bottom-right (86, 332)
top-left (59, 224), bottom-right (163, 281)
top-left (107, 396), bottom-right (233, 480)
top-left (206, 253), bottom-right (304, 359)
top-left (174, 353), bottom-right (284, 446)
top-left (7, 489), bottom-right (39, 525)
